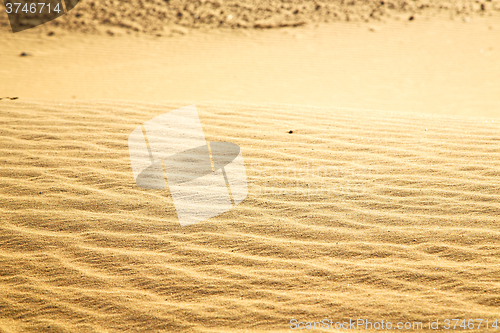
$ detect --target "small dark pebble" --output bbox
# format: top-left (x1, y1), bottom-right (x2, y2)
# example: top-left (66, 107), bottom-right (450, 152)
top-left (288, 130), bottom-right (293, 134)
top-left (20, 52), bottom-right (31, 56)
top-left (10, 97), bottom-right (19, 100)
top-left (47, 31), bottom-right (54, 36)
top-left (409, 16), bottom-right (414, 21)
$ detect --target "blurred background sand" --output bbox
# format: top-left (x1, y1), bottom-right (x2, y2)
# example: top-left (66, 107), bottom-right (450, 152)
top-left (1, 0), bottom-right (499, 117)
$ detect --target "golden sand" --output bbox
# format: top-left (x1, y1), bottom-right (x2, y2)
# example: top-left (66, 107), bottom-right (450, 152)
top-left (1, 0), bottom-right (499, 35)
top-left (1, 1), bottom-right (500, 331)
top-left (1, 99), bottom-right (499, 331)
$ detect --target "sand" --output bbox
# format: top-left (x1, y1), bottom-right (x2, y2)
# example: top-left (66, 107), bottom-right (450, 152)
top-left (1, 99), bottom-right (499, 332)
top-left (1, 0), bottom-right (500, 34)
top-left (1, 17), bottom-right (500, 118)
top-left (1, 1), bottom-right (500, 332)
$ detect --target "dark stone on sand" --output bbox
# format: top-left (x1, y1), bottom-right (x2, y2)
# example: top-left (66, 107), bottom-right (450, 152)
top-left (288, 130), bottom-right (293, 134)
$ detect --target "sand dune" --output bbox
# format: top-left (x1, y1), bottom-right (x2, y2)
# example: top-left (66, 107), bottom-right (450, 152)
top-left (1, 99), bottom-right (499, 331)
top-left (2, 0), bottom-right (500, 331)
top-left (2, 17), bottom-right (500, 118)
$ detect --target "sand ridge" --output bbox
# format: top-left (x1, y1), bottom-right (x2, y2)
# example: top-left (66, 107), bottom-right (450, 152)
top-left (1, 99), bottom-right (499, 331)
top-left (1, 0), bottom-right (500, 35)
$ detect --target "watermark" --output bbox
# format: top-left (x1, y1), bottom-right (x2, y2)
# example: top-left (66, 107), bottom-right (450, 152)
top-left (3, 0), bottom-right (79, 32)
top-left (290, 318), bottom-right (499, 330)
top-left (128, 105), bottom-right (248, 227)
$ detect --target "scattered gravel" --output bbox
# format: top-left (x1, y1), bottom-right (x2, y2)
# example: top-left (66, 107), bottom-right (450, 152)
top-left (1, 0), bottom-right (499, 35)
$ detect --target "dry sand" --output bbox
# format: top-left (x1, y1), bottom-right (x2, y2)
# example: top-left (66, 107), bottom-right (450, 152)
top-left (1, 17), bottom-right (500, 118)
top-left (1, 1), bottom-right (500, 332)
top-left (1, 0), bottom-right (499, 34)
top-left (1, 100), bottom-right (499, 332)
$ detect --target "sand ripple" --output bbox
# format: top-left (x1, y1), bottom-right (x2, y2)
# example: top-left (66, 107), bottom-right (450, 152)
top-left (1, 100), bottom-right (499, 331)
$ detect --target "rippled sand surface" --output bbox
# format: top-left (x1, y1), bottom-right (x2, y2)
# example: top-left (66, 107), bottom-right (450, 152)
top-left (1, 100), bottom-right (499, 332)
